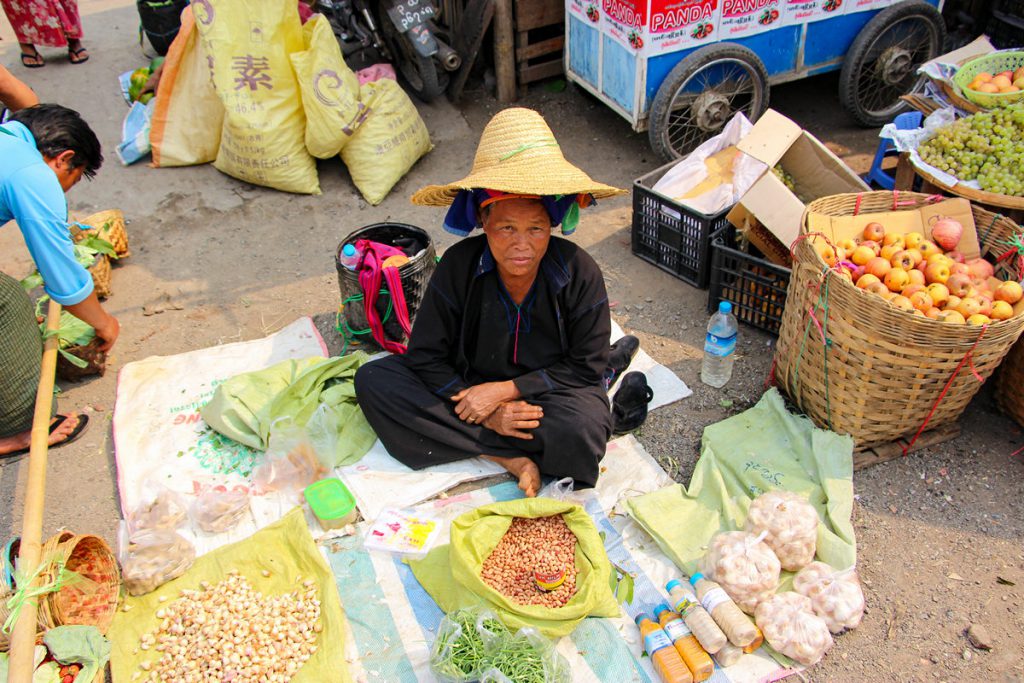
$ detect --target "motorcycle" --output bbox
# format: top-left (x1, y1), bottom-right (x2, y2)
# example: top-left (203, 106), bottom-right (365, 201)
top-left (316, 0), bottom-right (460, 102)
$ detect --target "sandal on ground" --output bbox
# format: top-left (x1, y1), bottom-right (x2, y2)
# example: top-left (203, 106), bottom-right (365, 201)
top-left (2, 413), bottom-right (90, 459)
top-left (603, 334), bottom-right (640, 391)
top-left (68, 47), bottom-right (89, 64)
top-left (20, 50), bottom-right (44, 68)
top-left (611, 372), bottom-right (653, 435)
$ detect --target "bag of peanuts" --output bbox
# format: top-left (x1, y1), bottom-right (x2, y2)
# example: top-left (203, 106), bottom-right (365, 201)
top-left (119, 529), bottom-right (196, 596)
top-left (700, 530), bottom-right (781, 614)
top-left (793, 562), bottom-right (865, 633)
top-left (744, 490), bottom-right (819, 572)
top-left (408, 497), bottom-right (619, 638)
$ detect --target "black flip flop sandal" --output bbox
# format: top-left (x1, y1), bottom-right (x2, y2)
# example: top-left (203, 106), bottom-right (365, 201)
top-left (20, 50), bottom-right (44, 68)
top-left (68, 47), bottom-right (89, 64)
top-left (603, 334), bottom-right (640, 391)
top-left (611, 372), bottom-right (654, 435)
top-left (2, 413), bottom-right (90, 458)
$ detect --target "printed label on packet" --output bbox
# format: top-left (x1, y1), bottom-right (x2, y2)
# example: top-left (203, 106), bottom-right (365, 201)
top-left (643, 630), bottom-right (674, 655)
top-left (700, 587), bottom-right (733, 614)
top-left (664, 618), bottom-right (694, 640)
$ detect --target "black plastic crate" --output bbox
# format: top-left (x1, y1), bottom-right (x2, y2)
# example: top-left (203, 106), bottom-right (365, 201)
top-left (631, 160), bottom-right (733, 289)
top-left (707, 226), bottom-right (792, 336)
top-left (987, 11), bottom-right (1024, 49)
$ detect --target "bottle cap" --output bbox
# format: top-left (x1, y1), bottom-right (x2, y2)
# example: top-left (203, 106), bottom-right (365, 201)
top-left (689, 573), bottom-right (704, 586)
top-left (718, 301), bottom-right (733, 314)
top-left (633, 613), bottom-right (648, 627)
top-left (653, 603), bottom-right (671, 618)
top-left (343, 243), bottom-right (357, 257)
top-left (665, 579), bottom-right (681, 592)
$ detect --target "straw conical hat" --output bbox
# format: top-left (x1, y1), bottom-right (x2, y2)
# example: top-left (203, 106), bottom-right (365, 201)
top-left (411, 107), bottom-right (625, 206)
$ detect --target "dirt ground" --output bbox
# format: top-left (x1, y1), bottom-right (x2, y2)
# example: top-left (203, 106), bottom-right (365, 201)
top-left (2, 2), bottom-right (1023, 681)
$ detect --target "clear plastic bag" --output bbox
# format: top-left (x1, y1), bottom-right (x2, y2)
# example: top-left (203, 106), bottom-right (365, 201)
top-left (430, 608), bottom-right (569, 683)
top-left (430, 608), bottom-right (492, 683)
top-left (700, 530), bottom-right (781, 614)
top-left (479, 628), bottom-right (570, 683)
top-left (190, 488), bottom-right (251, 534)
top-left (793, 562), bottom-right (865, 634)
top-left (125, 481), bottom-right (187, 534)
top-left (119, 529), bottom-right (195, 596)
top-left (744, 490), bottom-right (819, 572)
top-left (251, 421), bottom-right (326, 500)
top-left (754, 592), bottom-right (834, 667)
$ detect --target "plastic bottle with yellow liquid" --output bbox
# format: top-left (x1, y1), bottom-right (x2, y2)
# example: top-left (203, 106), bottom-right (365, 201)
top-left (666, 579), bottom-right (728, 654)
top-left (635, 613), bottom-right (693, 683)
top-left (654, 603), bottom-right (715, 682)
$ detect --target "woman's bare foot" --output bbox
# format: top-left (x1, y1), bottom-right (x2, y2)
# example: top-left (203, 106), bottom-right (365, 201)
top-left (481, 454), bottom-right (541, 497)
top-left (0, 414), bottom-right (82, 457)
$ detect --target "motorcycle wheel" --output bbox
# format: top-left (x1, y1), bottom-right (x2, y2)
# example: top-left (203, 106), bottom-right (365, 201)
top-left (378, 10), bottom-right (448, 102)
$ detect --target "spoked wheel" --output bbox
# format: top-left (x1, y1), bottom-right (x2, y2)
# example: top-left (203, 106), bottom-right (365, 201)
top-left (377, 8), bottom-right (448, 102)
top-left (647, 44), bottom-right (769, 162)
top-left (839, 0), bottom-right (945, 127)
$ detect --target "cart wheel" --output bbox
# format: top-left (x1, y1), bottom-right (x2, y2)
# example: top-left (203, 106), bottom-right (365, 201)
top-left (839, 0), bottom-right (945, 127)
top-left (647, 44), bottom-right (769, 162)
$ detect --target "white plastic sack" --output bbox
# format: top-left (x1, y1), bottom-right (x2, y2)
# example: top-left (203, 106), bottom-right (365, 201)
top-left (651, 113), bottom-right (768, 215)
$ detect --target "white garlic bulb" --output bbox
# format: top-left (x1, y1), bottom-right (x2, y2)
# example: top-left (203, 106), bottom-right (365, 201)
top-left (700, 531), bottom-right (780, 614)
top-left (755, 592), bottom-right (834, 666)
top-left (745, 490), bottom-right (819, 572)
top-left (794, 561), bottom-right (865, 633)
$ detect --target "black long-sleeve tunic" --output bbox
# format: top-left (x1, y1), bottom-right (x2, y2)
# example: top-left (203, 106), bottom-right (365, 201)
top-left (355, 234), bottom-right (614, 486)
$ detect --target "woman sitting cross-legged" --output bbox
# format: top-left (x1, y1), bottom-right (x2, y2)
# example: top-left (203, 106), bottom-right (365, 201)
top-left (354, 108), bottom-right (626, 496)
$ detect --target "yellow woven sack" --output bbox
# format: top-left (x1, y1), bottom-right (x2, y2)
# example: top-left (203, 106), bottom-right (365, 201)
top-left (194, 0), bottom-right (320, 194)
top-left (340, 78), bottom-right (432, 205)
top-left (150, 7), bottom-right (223, 167)
top-left (290, 15), bottom-right (365, 159)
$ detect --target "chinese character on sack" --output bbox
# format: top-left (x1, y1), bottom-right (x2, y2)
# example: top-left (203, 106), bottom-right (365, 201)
top-left (232, 55), bottom-right (273, 91)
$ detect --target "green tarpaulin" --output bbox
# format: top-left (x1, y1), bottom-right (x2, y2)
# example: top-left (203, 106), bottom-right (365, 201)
top-left (626, 388), bottom-right (856, 585)
top-left (200, 353), bottom-right (375, 467)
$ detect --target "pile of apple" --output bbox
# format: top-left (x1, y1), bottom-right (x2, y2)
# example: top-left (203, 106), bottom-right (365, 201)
top-left (813, 219), bottom-right (1023, 325)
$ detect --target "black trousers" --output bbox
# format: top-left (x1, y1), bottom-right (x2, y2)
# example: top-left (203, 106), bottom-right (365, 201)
top-left (354, 355), bottom-right (612, 488)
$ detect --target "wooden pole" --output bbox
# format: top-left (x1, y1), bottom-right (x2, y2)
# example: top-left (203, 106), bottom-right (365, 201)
top-left (493, 0), bottom-right (516, 103)
top-left (8, 298), bottom-right (62, 683)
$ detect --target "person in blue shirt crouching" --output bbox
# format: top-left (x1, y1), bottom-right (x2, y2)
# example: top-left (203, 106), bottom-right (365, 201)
top-left (0, 103), bottom-right (120, 457)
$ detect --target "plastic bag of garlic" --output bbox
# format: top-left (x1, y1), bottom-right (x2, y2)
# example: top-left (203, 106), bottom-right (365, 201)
top-left (744, 490), bottom-right (819, 572)
top-left (793, 561), bottom-right (865, 633)
top-left (754, 592), bottom-right (834, 666)
top-left (699, 530), bottom-right (780, 614)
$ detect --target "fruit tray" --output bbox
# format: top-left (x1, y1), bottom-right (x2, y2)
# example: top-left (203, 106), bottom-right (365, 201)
top-left (952, 51), bottom-right (1024, 108)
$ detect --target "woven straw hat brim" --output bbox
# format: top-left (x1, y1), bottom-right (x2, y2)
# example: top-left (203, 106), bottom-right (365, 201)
top-left (411, 107), bottom-right (626, 206)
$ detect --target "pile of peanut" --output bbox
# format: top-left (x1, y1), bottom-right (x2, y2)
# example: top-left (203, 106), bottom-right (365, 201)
top-left (480, 515), bottom-right (579, 608)
top-left (133, 570), bottom-right (321, 682)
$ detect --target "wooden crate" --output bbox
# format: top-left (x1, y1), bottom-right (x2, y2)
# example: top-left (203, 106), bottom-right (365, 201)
top-left (514, 0), bottom-right (565, 87)
top-left (853, 423), bottom-right (961, 470)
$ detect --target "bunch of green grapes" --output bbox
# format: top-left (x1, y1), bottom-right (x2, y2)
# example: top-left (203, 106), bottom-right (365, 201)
top-left (918, 105), bottom-right (1024, 196)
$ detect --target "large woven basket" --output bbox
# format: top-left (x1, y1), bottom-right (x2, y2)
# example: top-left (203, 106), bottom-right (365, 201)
top-left (37, 532), bottom-right (120, 635)
top-left (336, 223), bottom-right (436, 348)
top-left (996, 337), bottom-right (1024, 428)
top-left (774, 191), bottom-right (1024, 449)
top-left (72, 209), bottom-right (130, 258)
top-left (89, 255), bottom-right (112, 299)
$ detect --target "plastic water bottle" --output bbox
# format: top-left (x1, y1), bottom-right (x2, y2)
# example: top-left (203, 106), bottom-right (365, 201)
top-left (339, 243), bottom-right (361, 270)
top-left (701, 301), bottom-right (737, 388)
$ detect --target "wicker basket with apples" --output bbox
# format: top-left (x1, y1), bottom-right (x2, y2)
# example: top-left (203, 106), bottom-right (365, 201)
top-left (774, 191), bottom-right (1024, 449)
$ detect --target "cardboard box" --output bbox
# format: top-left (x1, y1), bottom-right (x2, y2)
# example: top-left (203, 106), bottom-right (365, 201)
top-left (805, 197), bottom-right (982, 260)
top-left (726, 109), bottom-right (870, 267)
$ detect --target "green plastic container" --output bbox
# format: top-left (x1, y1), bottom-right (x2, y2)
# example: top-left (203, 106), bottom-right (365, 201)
top-left (304, 478), bottom-right (357, 530)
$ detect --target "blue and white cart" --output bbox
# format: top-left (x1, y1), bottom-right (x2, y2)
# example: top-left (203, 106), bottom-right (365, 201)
top-left (565, 0), bottom-right (945, 161)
